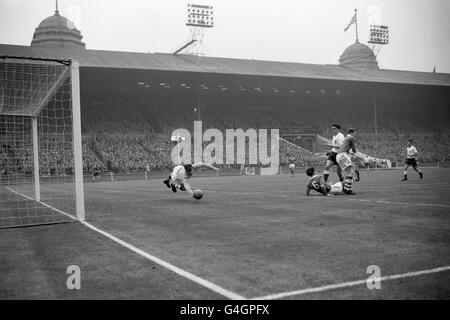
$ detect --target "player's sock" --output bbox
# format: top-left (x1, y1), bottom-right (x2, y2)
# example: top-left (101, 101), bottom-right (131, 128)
top-left (402, 171), bottom-right (408, 181)
top-left (419, 171), bottom-right (423, 179)
top-left (323, 171), bottom-right (330, 182)
top-left (354, 170), bottom-right (360, 181)
top-left (343, 176), bottom-right (353, 194)
top-left (170, 183), bottom-right (177, 193)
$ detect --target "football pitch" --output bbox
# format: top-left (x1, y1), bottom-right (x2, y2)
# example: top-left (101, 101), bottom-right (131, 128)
top-left (1, 168), bottom-right (450, 299)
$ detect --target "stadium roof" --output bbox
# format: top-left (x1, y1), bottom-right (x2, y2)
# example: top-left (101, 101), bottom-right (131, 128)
top-left (1, 44), bottom-right (450, 87)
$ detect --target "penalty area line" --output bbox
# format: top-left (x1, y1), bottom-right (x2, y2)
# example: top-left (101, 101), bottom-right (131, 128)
top-left (251, 265), bottom-right (450, 300)
top-left (306, 194), bottom-right (450, 208)
top-left (5, 187), bottom-right (246, 300)
top-left (337, 197), bottom-right (450, 208)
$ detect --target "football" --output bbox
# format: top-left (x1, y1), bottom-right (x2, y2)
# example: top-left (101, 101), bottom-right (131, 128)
top-left (193, 189), bottom-right (203, 200)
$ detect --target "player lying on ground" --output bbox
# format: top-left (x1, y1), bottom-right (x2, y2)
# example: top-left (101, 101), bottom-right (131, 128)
top-left (402, 139), bottom-right (423, 181)
top-left (163, 162), bottom-right (219, 196)
top-left (305, 167), bottom-right (347, 196)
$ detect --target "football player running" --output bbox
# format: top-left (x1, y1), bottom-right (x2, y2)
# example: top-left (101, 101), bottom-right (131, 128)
top-left (402, 139), bottom-right (423, 181)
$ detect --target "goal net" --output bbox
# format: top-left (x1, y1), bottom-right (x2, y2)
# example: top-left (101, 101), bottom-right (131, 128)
top-left (277, 135), bottom-right (326, 172)
top-left (0, 56), bottom-right (85, 228)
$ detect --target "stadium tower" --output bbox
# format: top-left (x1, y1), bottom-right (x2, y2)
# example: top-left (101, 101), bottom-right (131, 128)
top-left (339, 41), bottom-right (379, 69)
top-left (30, 1), bottom-right (86, 49)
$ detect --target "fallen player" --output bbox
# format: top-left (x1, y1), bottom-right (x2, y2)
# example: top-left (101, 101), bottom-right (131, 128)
top-left (305, 167), bottom-right (350, 196)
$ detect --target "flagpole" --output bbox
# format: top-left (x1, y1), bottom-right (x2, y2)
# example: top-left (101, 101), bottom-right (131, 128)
top-left (355, 9), bottom-right (359, 43)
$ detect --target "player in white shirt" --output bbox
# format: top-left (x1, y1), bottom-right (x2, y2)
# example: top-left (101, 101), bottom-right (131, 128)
top-left (145, 163), bottom-right (150, 180)
top-left (163, 162), bottom-right (219, 196)
top-left (288, 155), bottom-right (296, 178)
top-left (402, 139), bottom-right (423, 181)
top-left (324, 124), bottom-right (345, 182)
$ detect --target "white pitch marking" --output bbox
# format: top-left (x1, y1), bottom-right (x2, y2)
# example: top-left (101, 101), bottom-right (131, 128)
top-left (6, 186), bottom-right (245, 300)
top-left (251, 265), bottom-right (450, 300)
top-left (80, 221), bottom-right (246, 300)
top-left (338, 197), bottom-right (450, 208)
top-left (6, 187), bottom-right (78, 221)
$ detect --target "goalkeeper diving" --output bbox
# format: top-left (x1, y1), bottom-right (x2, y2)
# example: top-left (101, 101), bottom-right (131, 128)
top-left (163, 162), bottom-right (219, 197)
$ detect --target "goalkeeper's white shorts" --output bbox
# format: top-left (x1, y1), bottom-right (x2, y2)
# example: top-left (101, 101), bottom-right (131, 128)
top-left (336, 153), bottom-right (352, 169)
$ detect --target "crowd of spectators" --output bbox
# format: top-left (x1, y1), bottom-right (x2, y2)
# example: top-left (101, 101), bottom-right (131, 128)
top-left (2, 102), bottom-right (450, 176)
top-left (82, 142), bottom-right (106, 174)
top-left (357, 134), bottom-right (450, 164)
top-left (94, 136), bottom-right (150, 173)
top-left (82, 105), bottom-right (153, 134)
top-left (3, 131), bottom-right (449, 176)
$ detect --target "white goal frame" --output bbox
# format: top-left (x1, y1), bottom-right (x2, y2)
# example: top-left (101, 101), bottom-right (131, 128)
top-left (70, 60), bottom-right (85, 221)
top-left (0, 56), bottom-right (85, 226)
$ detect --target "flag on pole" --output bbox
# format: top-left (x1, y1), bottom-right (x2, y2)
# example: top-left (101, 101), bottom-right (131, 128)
top-left (344, 12), bottom-right (357, 32)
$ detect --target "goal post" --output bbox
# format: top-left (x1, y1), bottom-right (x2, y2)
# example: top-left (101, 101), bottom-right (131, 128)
top-left (71, 60), bottom-right (85, 221)
top-left (0, 56), bottom-right (85, 228)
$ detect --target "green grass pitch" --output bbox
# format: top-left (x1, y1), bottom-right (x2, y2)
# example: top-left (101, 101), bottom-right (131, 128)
top-left (1, 168), bottom-right (449, 299)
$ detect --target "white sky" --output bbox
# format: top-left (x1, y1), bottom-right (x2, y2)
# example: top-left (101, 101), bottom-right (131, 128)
top-left (1, 0), bottom-right (449, 73)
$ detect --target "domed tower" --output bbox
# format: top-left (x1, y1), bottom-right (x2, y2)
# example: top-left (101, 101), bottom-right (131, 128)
top-left (339, 41), bottom-right (379, 69)
top-left (31, 1), bottom-right (86, 49)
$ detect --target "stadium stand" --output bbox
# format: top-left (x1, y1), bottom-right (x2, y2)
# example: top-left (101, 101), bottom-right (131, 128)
top-left (3, 99), bottom-right (449, 175)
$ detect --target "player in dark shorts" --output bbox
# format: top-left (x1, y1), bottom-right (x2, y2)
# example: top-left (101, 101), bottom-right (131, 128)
top-left (402, 139), bottom-right (423, 181)
top-left (1, 165), bottom-right (8, 181)
top-left (324, 124), bottom-right (345, 182)
top-left (92, 167), bottom-right (101, 183)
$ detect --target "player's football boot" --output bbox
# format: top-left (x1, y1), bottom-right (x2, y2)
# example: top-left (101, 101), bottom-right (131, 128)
top-left (179, 183), bottom-right (186, 191)
top-left (170, 183), bottom-right (177, 193)
top-left (401, 177), bottom-right (408, 181)
top-left (419, 172), bottom-right (423, 179)
top-left (163, 178), bottom-right (171, 189)
top-left (354, 170), bottom-right (360, 181)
